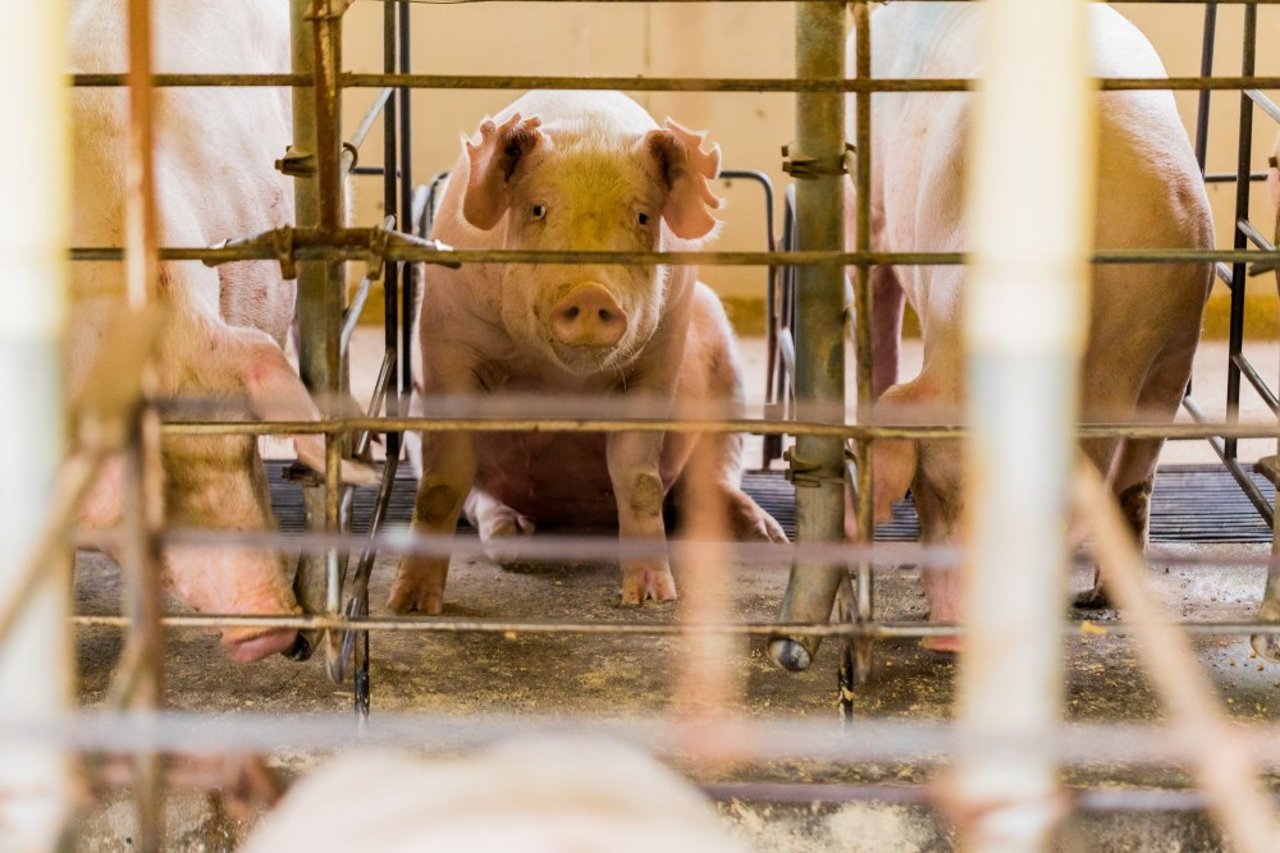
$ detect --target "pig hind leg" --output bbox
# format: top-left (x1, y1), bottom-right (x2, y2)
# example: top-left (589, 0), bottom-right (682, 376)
top-left (464, 489), bottom-right (538, 566)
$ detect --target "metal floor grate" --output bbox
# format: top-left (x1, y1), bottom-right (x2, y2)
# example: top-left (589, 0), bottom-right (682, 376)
top-left (268, 463), bottom-right (1275, 544)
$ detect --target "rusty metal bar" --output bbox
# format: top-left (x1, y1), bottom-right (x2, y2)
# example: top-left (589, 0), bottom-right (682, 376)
top-left (68, 241), bottom-right (1280, 268)
top-left (767, 0), bottom-right (846, 674)
top-left (68, 71), bottom-right (1280, 93)
top-left (848, 0), bottom-right (875, 694)
top-left (154, 413), bottom-right (1280, 442)
top-left (66, 612), bottom-right (1280, 639)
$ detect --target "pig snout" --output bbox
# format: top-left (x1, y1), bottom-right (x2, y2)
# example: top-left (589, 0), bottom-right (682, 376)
top-left (221, 627), bottom-right (300, 663)
top-left (551, 283), bottom-right (628, 349)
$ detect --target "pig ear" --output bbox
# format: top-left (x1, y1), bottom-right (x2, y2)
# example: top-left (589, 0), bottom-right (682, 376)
top-left (639, 119), bottom-right (722, 241)
top-left (238, 338), bottom-right (379, 486)
top-left (462, 113), bottom-right (544, 231)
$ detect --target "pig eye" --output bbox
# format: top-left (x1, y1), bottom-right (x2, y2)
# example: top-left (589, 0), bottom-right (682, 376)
top-left (636, 211), bottom-right (650, 227)
top-left (531, 204), bottom-right (547, 220)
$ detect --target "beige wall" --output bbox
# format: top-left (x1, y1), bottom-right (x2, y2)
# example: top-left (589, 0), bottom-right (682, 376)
top-left (339, 2), bottom-right (1279, 315)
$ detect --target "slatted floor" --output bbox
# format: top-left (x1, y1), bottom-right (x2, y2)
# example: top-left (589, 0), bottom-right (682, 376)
top-left (269, 463), bottom-right (1275, 544)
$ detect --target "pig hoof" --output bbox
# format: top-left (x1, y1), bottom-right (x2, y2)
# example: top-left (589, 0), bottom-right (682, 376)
top-left (386, 579), bottom-right (444, 615)
top-left (1250, 600), bottom-right (1280, 663)
top-left (620, 564), bottom-right (678, 605)
top-left (768, 637), bottom-right (812, 672)
top-left (479, 512), bottom-right (537, 566)
top-left (1071, 585), bottom-right (1112, 610)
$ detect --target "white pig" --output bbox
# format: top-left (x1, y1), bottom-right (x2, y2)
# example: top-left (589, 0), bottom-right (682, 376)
top-left (241, 737), bottom-right (748, 853)
top-left (849, 5), bottom-right (1214, 650)
top-left (70, 0), bottom-right (373, 662)
top-left (388, 91), bottom-right (785, 614)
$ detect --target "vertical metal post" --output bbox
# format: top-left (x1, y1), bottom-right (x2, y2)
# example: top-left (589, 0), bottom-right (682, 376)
top-left (1192, 4), bottom-right (1217, 177)
top-left (290, 0), bottom-right (349, 671)
top-left (0, 0), bottom-right (73, 846)
top-left (847, 0), bottom-right (875, 694)
top-left (397, 0), bottom-right (414, 401)
top-left (382, 0), bottom-right (401, 459)
top-left (122, 0), bottom-right (167, 846)
top-left (769, 0), bottom-right (847, 672)
top-left (950, 0), bottom-right (1092, 847)
top-left (1225, 3), bottom-right (1257, 460)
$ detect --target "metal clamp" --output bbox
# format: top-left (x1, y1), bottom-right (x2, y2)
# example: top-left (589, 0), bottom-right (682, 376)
top-left (782, 142), bottom-right (855, 180)
top-left (366, 218), bottom-right (394, 282)
top-left (275, 146), bottom-right (316, 178)
top-left (784, 446), bottom-right (845, 489)
top-left (272, 226), bottom-right (298, 280)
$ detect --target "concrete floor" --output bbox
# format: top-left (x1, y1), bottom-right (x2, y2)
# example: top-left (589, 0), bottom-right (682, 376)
top-left (69, 332), bottom-right (1280, 851)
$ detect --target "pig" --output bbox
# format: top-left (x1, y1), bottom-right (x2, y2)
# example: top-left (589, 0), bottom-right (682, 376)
top-left (241, 737), bottom-right (748, 853)
top-left (70, 0), bottom-right (374, 662)
top-left (1255, 131), bottom-right (1280, 660)
top-left (848, 5), bottom-right (1214, 650)
top-left (388, 91), bottom-right (786, 615)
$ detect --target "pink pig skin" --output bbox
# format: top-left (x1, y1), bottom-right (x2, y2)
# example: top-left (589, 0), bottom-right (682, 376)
top-left (69, 0), bottom-right (375, 662)
top-left (388, 91), bottom-right (786, 615)
top-left (849, 5), bottom-right (1214, 651)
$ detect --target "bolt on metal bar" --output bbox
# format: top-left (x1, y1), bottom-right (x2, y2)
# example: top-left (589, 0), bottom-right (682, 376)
top-left (768, 0), bottom-right (845, 676)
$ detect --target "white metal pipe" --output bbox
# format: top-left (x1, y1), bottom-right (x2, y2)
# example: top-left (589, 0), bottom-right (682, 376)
top-left (0, 3), bottom-right (73, 849)
top-left (953, 0), bottom-right (1094, 849)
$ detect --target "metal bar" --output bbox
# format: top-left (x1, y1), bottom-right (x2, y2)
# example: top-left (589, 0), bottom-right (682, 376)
top-left (1225, 5), bottom-right (1257, 459)
top-left (1233, 352), bottom-right (1280, 415)
top-left (952, 0), bottom-right (1092, 845)
top-left (1077, 463), bottom-right (1280, 853)
top-left (1205, 171), bottom-right (1270, 183)
top-left (1240, 217), bottom-right (1275, 251)
top-left (381, 0), bottom-right (401, 465)
top-left (768, 0), bottom-right (845, 674)
top-left (68, 241), bottom-right (1280, 267)
top-left (1182, 395), bottom-right (1277, 526)
top-left (0, 0), bottom-right (73, 841)
top-left (1246, 89), bottom-right (1280, 125)
top-left (340, 274), bottom-right (373, 351)
top-left (65, 613), bottom-right (1280, 640)
top-left (398, 0), bottom-right (414, 410)
top-left (1193, 2), bottom-right (1217, 175)
top-left (849, 0), bottom-right (875, 691)
top-left (155, 414), bottom-right (1280, 442)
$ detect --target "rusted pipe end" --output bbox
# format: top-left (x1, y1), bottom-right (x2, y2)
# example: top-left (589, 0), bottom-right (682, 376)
top-left (768, 636), bottom-right (813, 672)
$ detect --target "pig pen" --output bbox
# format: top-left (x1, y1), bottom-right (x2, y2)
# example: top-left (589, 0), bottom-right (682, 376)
top-left (5, 0), bottom-right (1280, 850)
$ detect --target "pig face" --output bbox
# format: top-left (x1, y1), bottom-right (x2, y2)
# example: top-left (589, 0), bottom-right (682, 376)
top-left (461, 113), bottom-right (722, 376)
top-left (161, 433), bottom-right (301, 662)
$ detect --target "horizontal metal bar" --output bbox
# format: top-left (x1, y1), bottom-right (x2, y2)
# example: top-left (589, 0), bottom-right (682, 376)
top-left (68, 71), bottom-right (1280, 93)
top-left (11, 712), bottom-right (1280, 771)
top-left (702, 781), bottom-right (1272, 815)
top-left (156, 413), bottom-right (1280, 441)
top-left (1205, 171), bottom-right (1270, 184)
top-left (1246, 89), bottom-right (1280, 125)
top-left (68, 241), bottom-right (1280, 268)
top-left (65, 613), bottom-right (1280, 639)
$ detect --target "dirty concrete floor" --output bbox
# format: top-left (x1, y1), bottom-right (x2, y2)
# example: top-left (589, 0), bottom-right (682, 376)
top-left (68, 334), bottom-right (1280, 850)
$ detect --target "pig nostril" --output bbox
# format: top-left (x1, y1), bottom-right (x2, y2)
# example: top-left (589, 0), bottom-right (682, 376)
top-left (565, 306), bottom-right (580, 320)
top-left (598, 309), bottom-right (611, 322)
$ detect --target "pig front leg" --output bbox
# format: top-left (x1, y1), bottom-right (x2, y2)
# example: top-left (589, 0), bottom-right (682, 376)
top-left (387, 430), bottom-right (476, 614)
top-left (608, 430), bottom-right (677, 604)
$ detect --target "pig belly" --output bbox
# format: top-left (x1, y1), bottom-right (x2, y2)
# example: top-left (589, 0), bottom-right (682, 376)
top-left (473, 432), bottom-right (676, 528)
